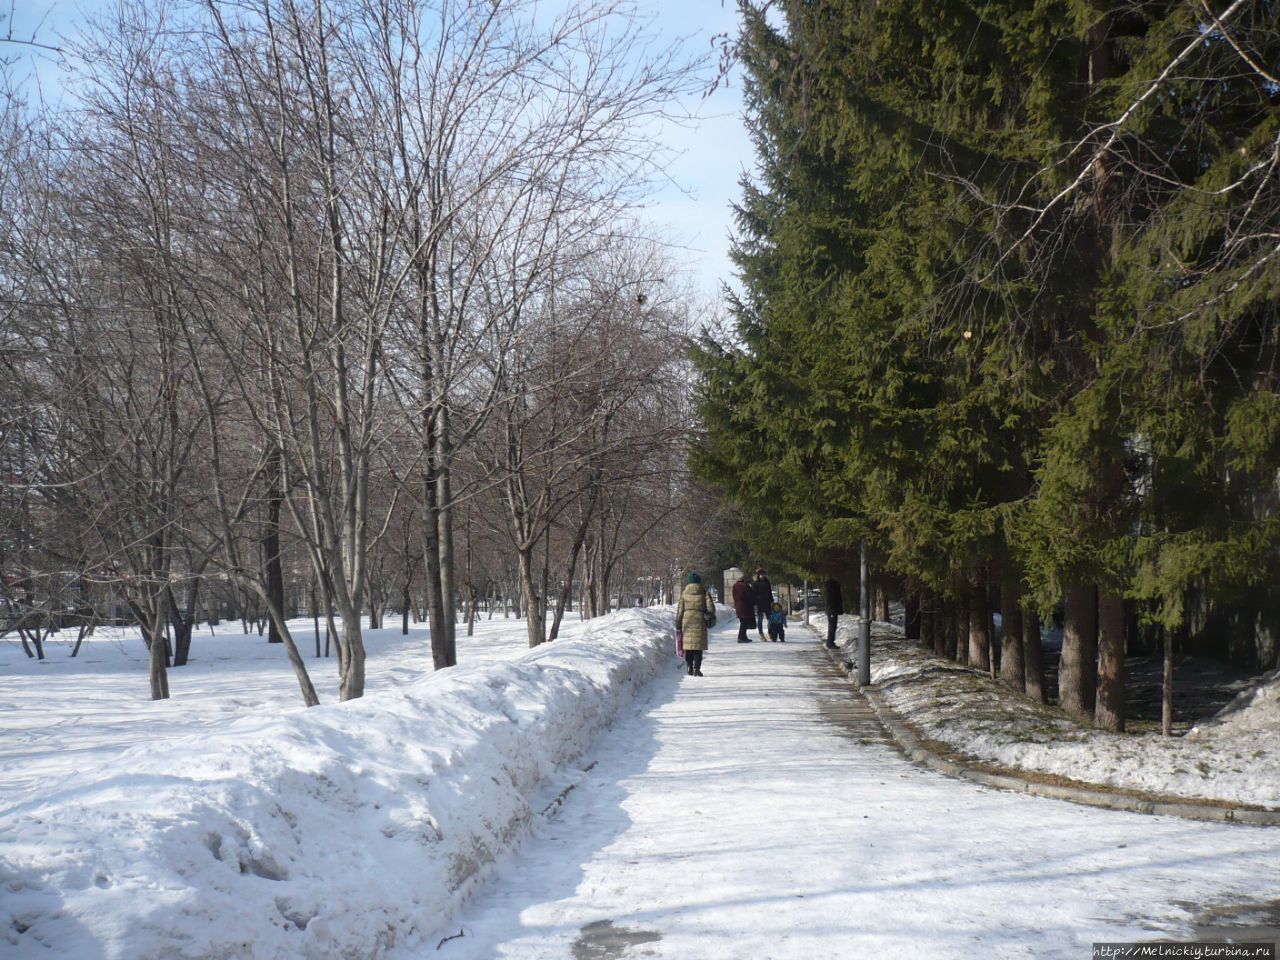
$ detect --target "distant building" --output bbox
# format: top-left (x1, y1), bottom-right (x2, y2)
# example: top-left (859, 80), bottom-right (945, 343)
top-left (722, 567), bottom-right (743, 605)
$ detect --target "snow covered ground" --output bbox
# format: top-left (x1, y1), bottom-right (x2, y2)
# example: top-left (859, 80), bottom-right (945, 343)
top-left (1, 608), bottom-right (671, 959)
top-left (828, 615), bottom-right (1280, 809)
top-left (4, 609), bottom-right (1278, 960)
top-left (409, 622), bottom-right (1280, 959)
top-left (0, 613), bottom-right (602, 809)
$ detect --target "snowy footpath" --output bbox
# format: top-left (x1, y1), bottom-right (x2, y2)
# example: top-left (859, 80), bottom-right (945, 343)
top-left (414, 621), bottom-right (1280, 960)
top-left (4, 611), bottom-right (1280, 959)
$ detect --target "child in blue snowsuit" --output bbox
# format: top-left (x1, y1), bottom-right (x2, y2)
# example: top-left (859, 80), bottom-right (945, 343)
top-left (767, 602), bottom-right (787, 642)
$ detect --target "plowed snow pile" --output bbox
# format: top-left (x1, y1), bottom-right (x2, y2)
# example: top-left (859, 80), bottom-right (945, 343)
top-left (1, 608), bottom-right (671, 960)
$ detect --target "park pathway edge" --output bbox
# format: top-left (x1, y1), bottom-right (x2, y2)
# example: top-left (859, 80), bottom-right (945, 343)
top-left (817, 636), bottom-right (1280, 827)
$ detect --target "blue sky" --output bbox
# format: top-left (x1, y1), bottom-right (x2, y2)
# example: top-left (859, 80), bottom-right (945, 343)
top-left (642, 0), bottom-right (752, 300)
top-left (4, 0), bottom-right (751, 299)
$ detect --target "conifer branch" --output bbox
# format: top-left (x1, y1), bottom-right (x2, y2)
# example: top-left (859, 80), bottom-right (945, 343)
top-left (1155, 241), bottom-right (1280, 333)
top-left (984, 0), bottom-right (1251, 281)
top-left (1221, 131), bottom-right (1280, 253)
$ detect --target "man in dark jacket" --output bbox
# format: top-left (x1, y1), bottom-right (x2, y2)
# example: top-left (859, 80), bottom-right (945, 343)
top-left (731, 573), bottom-right (755, 643)
top-left (752, 568), bottom-right (773, 640)
top-left (824, 576), bottom-right (843, 648)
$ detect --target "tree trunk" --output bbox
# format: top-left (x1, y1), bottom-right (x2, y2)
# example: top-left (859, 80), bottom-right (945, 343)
top-left (1059, 583), bottom-right (1098, 720)
top-left (26, 623), bottom-right (46, 660)
top-left (1095, 590), bottom-right (1126, 731)
top-left (170, 581), bottom-right (201, 667)
top-left (1024, 609), bottom-right (1046, 704)
top-left (367, 578), bottom-right (381, 630)
top-left (265, 453), bottom-right (285, 645)
top-left (518, 547), bottom-right (545, 647)
top-left (70, 625), bottom-right (89, 658)
top-left (437, 460), bottom-right (457, 661)
top-left (422, 473), bottom-right (451, 670)
top-left (582, 538), bottom-right (599, 618)
top-left (254, 579), bottom-right (320, 707)
top-left (933, 594), bottom-right (947, 656)
top-left (599, 553), bottom-right (615, 616)
top-left (129, 599), bottom-right (156, 651)
top-left (549, 578), bottom-right (573, 641)
top-left (968, 577), bottom-right (990, 672)
top-left (312, 582), bottom-right (322, 658)
top-left (549, 498), bottom-right (596, 641)
top-left (37, 620), bottom-right (55, 658)
top-left (904, 591), bottom-right (920, 641)
top-left (148, 604), bottom-right (170, 700)
top-left (338, 601), bottom-right (365, 701)
top-left (540, 535), bottom-right (551, 622)
top-left (171, 615), bottom-right (195, 668)
top-left (1162, 624), bottom-right (1176, 736)
top-left (999, 576), bottom-right (1025, 692)
top-left (322, 582), bottom-right (338, 661)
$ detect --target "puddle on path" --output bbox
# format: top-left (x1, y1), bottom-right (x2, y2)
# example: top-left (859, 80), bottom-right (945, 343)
top-left (814, 696), bottom-right (889, 746)
top-left (1130, 900), bottom-right (1280, 947)
top-left (1190, 899), bottom-right (1280, 945)
top-left (570, 920), bottom-right (661, 960)
top-left (808, 652), bottom-right (890, 745)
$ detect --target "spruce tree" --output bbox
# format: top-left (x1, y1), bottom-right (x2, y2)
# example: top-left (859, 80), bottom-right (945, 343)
top-left (695, 0), bottom-right (1279, 732)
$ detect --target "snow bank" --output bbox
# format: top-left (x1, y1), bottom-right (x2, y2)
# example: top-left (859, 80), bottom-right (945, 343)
top-left (824, 616), bottom-right (1280, 810)
top-left (1, 608), bottom-right (673, 960)
top-left (1190, 666), bottom-right (1280, 739)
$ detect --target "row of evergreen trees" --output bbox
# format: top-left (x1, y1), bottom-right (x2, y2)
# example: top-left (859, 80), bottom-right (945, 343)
top-left (693, 0), bottom-right (1279, 731)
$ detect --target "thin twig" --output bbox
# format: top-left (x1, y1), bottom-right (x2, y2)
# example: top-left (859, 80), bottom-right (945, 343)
top-left (436, 928), bottom-right (465, 950)
top-left (1199, 0), bottom-right (1279, 86)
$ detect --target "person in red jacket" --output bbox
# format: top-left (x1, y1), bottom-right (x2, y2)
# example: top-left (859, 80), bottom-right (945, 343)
top-left (731, 573), bottom-right (756, 643)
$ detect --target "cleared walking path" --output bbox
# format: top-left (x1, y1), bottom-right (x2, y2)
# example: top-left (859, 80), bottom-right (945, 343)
top-left (417, 620), bottom-right (1280, 960)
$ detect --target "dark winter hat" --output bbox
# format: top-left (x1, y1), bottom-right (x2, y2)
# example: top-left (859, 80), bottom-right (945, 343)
top-left (687, 572), bottom-right (701, 584)
top-left (755, 567), bottom-right (766, 574)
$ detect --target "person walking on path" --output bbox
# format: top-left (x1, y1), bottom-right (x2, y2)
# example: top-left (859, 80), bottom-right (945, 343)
top-left (731, 572), bottom-right (756, 643)
top-left (823, 576), bottom-right (843, 648)
top-left (752, 568), bottom-right (773, 641)
top-left (767, 602), bottom-right (787, 642)
top-left (675, 573), bottom-right (716, 676)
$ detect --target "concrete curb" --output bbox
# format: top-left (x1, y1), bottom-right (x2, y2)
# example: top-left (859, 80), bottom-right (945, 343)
top-left (819, 640), bottom-right (1280, 827)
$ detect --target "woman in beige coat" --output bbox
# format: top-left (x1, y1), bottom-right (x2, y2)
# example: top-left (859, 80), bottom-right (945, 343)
top-left (675, 572), bottom-right (716, 677)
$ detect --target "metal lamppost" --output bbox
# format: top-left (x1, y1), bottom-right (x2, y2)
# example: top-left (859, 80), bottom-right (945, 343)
top-left (858, 542), bottom-right (871, 686)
